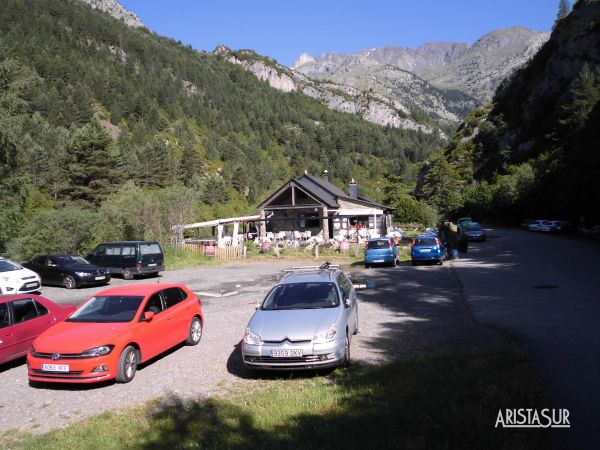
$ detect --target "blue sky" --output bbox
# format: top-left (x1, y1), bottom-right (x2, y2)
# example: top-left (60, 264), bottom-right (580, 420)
top-left (119, 0), bottom-right (558, 67)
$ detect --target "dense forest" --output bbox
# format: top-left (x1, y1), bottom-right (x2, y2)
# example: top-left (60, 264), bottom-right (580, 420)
top-left (0, 0), bottom-right (442, 258)
top-left (418, 0), bottom-right (600, 226)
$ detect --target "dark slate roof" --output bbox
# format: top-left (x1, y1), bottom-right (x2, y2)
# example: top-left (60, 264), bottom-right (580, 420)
top-left (258, 173), bottom-right (391, 211)
top-left (293, 174), bottom-right (344, 208)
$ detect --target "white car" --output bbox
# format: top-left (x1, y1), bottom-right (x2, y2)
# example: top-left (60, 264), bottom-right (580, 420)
top-left (528, 220), bottom-right (545, 232)
top-left (0, 257), bottom-right (42, 294)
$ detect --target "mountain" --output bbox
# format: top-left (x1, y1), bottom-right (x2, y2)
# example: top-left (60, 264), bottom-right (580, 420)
top-left (417, 0), bottom-right (600, 224)
top-left (79, 0), bottom-right (144, 28)
top-left (294, 28), bottom-right (549, 104)
top-left (214, 46), bottom-right (458, 135)
top-left (0, 0), bottom-right (443, 255)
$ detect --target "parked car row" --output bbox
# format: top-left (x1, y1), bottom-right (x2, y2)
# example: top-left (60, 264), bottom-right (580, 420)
top-left (522, 219), bottom-right (572, 233)
top-left (2, 263), bottom-right (362, 384)
top-left (0, 241), bottom-right (164, 294)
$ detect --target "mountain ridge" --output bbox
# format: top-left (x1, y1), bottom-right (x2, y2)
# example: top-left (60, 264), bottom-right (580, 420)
top-left (294, 27), bottom-right (550, 103)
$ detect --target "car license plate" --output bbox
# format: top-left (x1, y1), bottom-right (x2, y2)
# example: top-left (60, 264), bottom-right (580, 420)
top-left (373, 259), bottom-right (384, 263)
top-left (95, 276), bottom-right (105, 280)
top-left (420, 249), bottom-right (431, 253)
top-left (148, 263), bottom-right (157, 267)
top-left (41, 364), bottom-right (69, 372)
top-left (271, 349), bottom-right (302, 358)
top-left (25, 282), bottom-right (37, 288)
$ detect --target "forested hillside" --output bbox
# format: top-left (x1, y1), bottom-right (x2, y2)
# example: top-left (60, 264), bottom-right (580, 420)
top-left (418, 0), bottom-right (600, 225)
top-left (0, 0), bottom-right (440, 257)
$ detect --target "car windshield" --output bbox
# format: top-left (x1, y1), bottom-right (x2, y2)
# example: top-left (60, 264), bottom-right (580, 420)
top-left (67, 296), bottom-right (144, 323)
top-left (56, 256), bottom-right (90, 265)
top-left (415, 238), bottom-right (437, 246)
top-left (262, 282), bottom-right (339, 310)
top-left (467, 224), bottom-right (482, 231)
top-left (367, 240), bottom-right (390, 249)
top-left (0, 260), bottom-right (21, 272)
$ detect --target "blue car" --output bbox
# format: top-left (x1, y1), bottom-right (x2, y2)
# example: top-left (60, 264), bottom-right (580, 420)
top-left (411, 235), bottom-right (444, 266)
top-left (365, 237), bottom-right (398, 268)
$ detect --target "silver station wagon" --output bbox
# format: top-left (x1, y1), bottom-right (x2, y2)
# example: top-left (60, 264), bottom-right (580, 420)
top-left (242, 264), bottom-right (359, 370)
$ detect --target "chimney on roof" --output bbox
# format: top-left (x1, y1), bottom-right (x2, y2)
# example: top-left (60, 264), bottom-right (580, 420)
top-left (322, 169), bottom-right (329, 181)
top-left (349, 178), bottom-right (358, 199)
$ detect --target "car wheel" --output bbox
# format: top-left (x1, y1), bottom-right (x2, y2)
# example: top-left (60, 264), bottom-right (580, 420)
top-left (122, 268), bottom-right (134, 280)
top-left (438, 258), bottom-right (443, 266)
top-left (391, 258), bottom-right (397, 267)
top-left (411, 260), bottom-right (417, 266)
top-left (186, 317), bottom-right (203, 346)
top-left (342, 334), bottom-right (350, 368)
top-left (116, 345), bottom-right (139, 383)
top-left (63, 275), bottom-right (77, 289)
top-left (365, 264), bottom-right (370, 269)
top-left (353, 313), bottom-right (359, 335)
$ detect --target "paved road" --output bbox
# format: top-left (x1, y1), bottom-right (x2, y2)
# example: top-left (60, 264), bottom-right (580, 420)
top-left (0, 259), bottom-right (494, 434)
top-left (453, 228), bottom-right (600, 450)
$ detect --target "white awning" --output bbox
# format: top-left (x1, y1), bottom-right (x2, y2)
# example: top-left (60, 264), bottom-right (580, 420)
top-left (335, 208), bottom-right (384, 216)
top-left (176, 214), bottom-right (262, 230)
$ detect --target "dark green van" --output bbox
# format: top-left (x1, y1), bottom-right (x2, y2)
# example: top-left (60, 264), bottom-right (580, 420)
top-left (86, 241), bottom-right (164, 280)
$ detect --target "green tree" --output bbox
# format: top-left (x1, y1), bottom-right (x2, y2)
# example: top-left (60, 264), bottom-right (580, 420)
top-left (8, 207), bottom-right (101, 260)
top-left (554, 0), bottom-right (571, 29)
top-left (65, 120), bottom-right (121, 204)
top-left (560, 64), bottom-right (600, 132)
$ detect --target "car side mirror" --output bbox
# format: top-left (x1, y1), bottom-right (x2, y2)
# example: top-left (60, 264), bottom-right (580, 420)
top-left (344, 297), bottom-right (352, 308)
top-left (255, 302), bottom-right (261, 310)
top-left (143, 311), bottom-right (155, 321)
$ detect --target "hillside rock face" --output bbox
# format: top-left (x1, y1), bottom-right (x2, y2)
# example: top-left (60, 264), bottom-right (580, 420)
top-left (79, 0), bottom-right (144, 28)
top-left (216, 46), bottom-right (438, 134)
top-left (294, 28), bottom-right (549, 103)
top-left (489, 2), bottom-right (600, 157)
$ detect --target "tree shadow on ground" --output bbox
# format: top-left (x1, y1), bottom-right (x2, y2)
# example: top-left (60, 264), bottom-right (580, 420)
top-left (139, 349), bottom-right (546, 450)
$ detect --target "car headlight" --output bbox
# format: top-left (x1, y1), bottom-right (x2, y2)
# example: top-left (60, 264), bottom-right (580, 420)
top-left (243, 327), bottom-right (262, 345)
top-left (314, 324), bottom-right (337, 343)
top-left (81, 345), bottom-right (114, 357)
top-left (75, 272), bottom-right (91, 277)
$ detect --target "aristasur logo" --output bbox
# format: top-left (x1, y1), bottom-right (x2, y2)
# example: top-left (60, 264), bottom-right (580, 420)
top-left (495, 409), bottom-right (570, 428)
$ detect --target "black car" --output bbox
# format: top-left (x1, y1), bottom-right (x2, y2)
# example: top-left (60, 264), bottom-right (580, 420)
top-left (86, 241), bottom-right (164, 280)
top-left (23, 254), bottom-right (110, 289)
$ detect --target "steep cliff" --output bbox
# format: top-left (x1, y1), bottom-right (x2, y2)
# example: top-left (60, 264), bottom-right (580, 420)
top-left (418, 0), bottom-right (600, 223)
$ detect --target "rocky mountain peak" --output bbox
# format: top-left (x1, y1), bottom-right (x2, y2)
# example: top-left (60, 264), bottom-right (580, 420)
top-left (79, 0), bottom-right (144, 28)
top-left (292, 52), bottom-right (316, 69)
top-left (294, 27), bottom-right (549, 103)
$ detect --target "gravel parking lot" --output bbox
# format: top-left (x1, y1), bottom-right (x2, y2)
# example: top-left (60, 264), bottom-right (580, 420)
top-left (0, 259), bottom-right (497, 434)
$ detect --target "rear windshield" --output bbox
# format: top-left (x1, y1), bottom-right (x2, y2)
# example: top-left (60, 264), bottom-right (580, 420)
top-left (367, 240), bottom-right (390, 249)
top-left (262, 282), bottom-right (339, 310)
top-left (67, 296), bottom-right (144, 323)
top-left (140, 243), bottom-right (162, 255)
top-left (415, 238), bottom-right (437, 246)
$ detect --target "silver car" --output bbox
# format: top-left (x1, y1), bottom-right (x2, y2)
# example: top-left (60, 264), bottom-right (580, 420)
top-left (242, 265), bottom-right (359, 370)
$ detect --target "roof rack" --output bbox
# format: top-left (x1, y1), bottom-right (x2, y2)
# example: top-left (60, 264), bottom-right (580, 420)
top-left (283, 262), bottom-right (340, 273)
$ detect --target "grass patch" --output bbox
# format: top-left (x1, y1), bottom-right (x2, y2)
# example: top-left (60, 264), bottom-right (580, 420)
top-left (4, 345), bottom-right (546, 450)
top-left (163, 246), bottom-right (219, 270)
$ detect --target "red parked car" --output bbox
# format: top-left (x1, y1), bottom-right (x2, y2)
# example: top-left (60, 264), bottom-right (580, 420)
top-left (28, 283), bottom-right (203, 384)
top-left (0, 295), bottom-right (76, 365)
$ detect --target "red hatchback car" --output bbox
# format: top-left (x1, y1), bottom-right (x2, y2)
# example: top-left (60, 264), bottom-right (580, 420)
top-left (28, 283), bottom-right (203, 384)
top-left (1, 295), bottom-right (76, 365)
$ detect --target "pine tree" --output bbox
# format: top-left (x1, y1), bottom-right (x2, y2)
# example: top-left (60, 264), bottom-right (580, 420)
top-left (65, 120), bottom-right (121, 204)
top-left (553, 0), bottom-right (571, 29)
